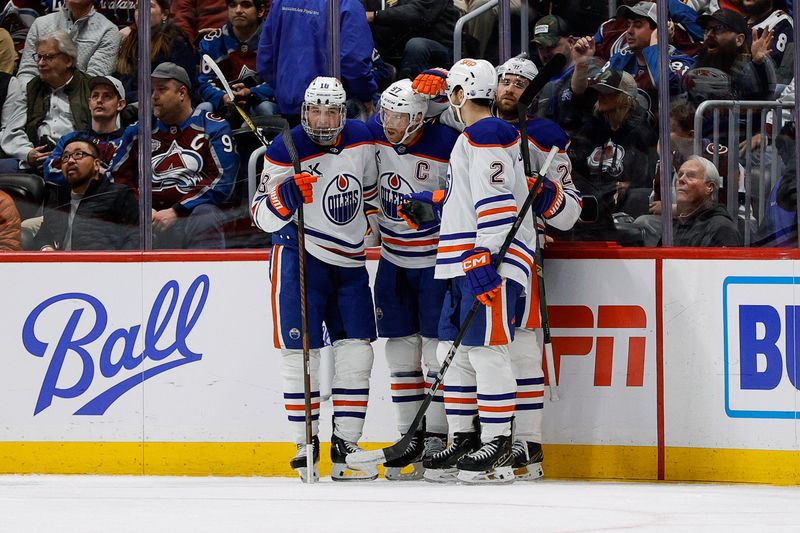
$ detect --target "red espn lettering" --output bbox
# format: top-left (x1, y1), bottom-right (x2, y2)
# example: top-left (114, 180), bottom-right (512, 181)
top-left (548, 305), bottom-right (647, 388)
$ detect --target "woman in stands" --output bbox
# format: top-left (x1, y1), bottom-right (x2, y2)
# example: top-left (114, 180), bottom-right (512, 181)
top-left (114, 0), bottom-right (196, 106)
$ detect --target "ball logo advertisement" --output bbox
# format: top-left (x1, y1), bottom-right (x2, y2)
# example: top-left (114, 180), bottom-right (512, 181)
top-left (22, 275), bottom-right (210, 416)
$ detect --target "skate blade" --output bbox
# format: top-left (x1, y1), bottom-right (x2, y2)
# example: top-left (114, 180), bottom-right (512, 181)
top-left (345, 449), bottom-right (386, 470)
top-left (331, 463), bottom-right (378, 482)
top-left (295, 465), bottom-right (320, 483)
top-left (422, 468), bottom-right (458, 484)
top-left (385, 462), bottom-right (424, 481)
top-left (457, 466), bottom-right (515, 485)
top-left (513, 462), bottom-right (543, 481)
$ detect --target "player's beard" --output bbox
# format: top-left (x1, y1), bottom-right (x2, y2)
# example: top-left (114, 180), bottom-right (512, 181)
top-left (694, 39), bottom-right (743, 72)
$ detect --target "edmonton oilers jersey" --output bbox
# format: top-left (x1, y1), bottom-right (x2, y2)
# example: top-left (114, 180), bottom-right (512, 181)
top-left (435, 117), bottom-right (535, 290)
top-left (252, 120), bottom-right (378, 267)
top-left (367, 115), bottom-right (459, 268)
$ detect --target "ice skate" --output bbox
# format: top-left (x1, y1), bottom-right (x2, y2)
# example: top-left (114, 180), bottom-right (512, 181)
top-left (456, 435), bottom-right (515, 485)
top-left (384, 429), bottom-right (425, 481)
top-left (289, 435), bottom-right (320, 483)
top-left (422, 431), bottom-right (479, 483)
top-left (331, 434), bottom-right (378, 481)
top-left (510, 440), bottom-right (544, 481)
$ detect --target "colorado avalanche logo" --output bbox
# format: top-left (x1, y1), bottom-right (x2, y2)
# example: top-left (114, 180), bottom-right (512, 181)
top-left (151, 140), bottom-right (204, 193)
top-left (379, 172), bottom-right (413, 221)
top-left (587, 142), bottom-right (626, 179)
top-left (323, 174), bottom-right (362, 225)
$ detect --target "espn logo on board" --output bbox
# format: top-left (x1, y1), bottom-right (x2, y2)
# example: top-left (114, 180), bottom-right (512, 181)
top-left (723, 276), bottom-right (800, 419)
top-left (549, 305), bottom-right (647, 387)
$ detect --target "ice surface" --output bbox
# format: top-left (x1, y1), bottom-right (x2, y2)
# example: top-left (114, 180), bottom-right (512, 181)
top-left (2, 475), bottom-right (800, 532)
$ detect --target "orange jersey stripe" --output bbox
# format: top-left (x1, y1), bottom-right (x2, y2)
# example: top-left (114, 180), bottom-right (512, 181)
top-left (383, 237), bottom-right (439, 247)
top-left (478, 405), bottom-right (516, 412)
top-left (285, 403), bottom-right (321, 411)
top-left (438, 243), bottom-right (473, 254)
top-left (478, 206), bottom-right (517, 218)
top-left (271, 245), bottom-right (282, 349)
top-left (391, 382), bottom-right (425, 390)
top-left (488, 288), bottom-right (510, 345)
top-left (444, 397), bottom-right (478, 404)
top-left (332, 400), bottom-right (368, 407)
top-left (516, 391), bottom-right (545, 399)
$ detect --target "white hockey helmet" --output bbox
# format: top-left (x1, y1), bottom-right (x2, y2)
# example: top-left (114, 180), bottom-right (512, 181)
top-left (446, 58), bottom-right (497, 104)
top-left (496, 56), bottom-right (539, 82)
top-left (380, 79), bottom-right (427, 145)
top-left (302, 76), bottom-right (346, 145)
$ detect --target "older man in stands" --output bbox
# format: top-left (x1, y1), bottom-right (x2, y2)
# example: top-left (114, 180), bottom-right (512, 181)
top-left (109, 63), bottom-right (239, 249)
top-left (671, 156), bottom-right (740, 247)
top-left (33, 136), bottom-right (138, 251)
top-left (0, 30), bottom-right (90, 173)
top-left (16, 0), bottom-right (119, 85)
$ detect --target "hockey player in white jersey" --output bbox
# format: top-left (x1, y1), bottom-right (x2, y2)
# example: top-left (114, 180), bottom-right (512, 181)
top-left (495, 56), bottom-right (582, 480)
top-left (366, 79), bottom-right (459, 480)
top-left (412, 58), bottom-right (535, 484)
top-left (251, 77), bottom-right (379, 482)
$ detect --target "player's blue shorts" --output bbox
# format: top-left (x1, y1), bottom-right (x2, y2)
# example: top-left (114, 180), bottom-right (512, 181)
top-left (270, 243), bottom-right (377, 349)
top-left (438, 277), bottom-right (523, 347)
top-left (374, 259), bottom-right (447, 339)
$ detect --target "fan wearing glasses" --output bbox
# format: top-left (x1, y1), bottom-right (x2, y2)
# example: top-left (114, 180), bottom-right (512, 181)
top-left (33, 137), bottom-right (139, 251)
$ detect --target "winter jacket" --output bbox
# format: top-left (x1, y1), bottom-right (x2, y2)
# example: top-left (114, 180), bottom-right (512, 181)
top-left (257, 0), bottom-right (377, 115)
top-left (0, 190), bottom-right (21, 251)
top-left (672, 204), bottom-right (741, 247)
top-left (16, 6), bottom-right (119, 85)
top-left (32, 177), bottom-right (139, 250)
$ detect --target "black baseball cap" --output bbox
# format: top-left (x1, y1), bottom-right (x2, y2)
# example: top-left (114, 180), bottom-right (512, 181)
top-left (697, 8), bottom-right (748, 36)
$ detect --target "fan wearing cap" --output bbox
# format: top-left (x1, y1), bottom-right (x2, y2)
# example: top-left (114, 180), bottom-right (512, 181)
top-left (594, 0), bottom-right (704, 59)
top-left (108, 62), bottom-right (239, 249)
top-left (690, 9), bottom-right (777, 103)
top-left (600, 1), bottom-right (695, 112)
top-left (742, 0), bottom-right (794, 82)
top-left (569, 68), bottom-right (659, 242)
top-left (43, 75), bottom-right (136, 186)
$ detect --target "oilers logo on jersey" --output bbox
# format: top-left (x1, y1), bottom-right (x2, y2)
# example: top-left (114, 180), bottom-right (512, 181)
top-left (324, 174), bottom-right (362, 225)
top-left (380, 172), bottom-right (414, 221)
top-left (151, 140), bottom-right (204, 193)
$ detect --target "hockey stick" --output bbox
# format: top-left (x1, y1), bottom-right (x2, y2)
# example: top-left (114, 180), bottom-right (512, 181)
top-left (518, 103), bottom-right (560, 402)
top-left (205, 53), bottom-right (315, 482)
top-left (346, 60), bottom-right (566, 469)
top-left (202, 54), bottom-right (271, 148)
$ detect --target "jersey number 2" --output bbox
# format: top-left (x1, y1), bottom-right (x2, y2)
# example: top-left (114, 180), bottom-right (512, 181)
top-left (489, 161), bottom-right (504, 184)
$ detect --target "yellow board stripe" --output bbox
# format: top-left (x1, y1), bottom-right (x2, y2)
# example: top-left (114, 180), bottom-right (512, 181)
top-left (1, 443), bottom-right (798, 484)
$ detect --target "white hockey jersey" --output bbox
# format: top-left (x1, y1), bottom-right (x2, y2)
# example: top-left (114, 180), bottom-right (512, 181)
top-left (251, 120), bottom-right (378, 267)
top-left (367, 115), bottom-right (459, 268)
top-left (435, 117), bottom-right (535, 290)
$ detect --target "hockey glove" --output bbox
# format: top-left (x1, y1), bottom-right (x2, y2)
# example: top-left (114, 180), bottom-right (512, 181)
top-left (397, 189), bottom-right (446, 230)
top-left (269, 172), bottom-right (317, 219)
top-left (528, 176), bottom-right (565, 219)
top-left (412, 68), bottom-right (449, 98)
top-left (461, 247), bottom-right (502, 306)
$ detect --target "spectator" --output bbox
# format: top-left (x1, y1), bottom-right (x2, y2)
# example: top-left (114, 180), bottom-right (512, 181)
top-left (257, 0), bottom-right (377, 121)
top-left (16, 0), bottom-right (119, 85)
top-left (0, 0), bottom-right (46, 55)
top-left (109, 63), bottom-right (239, 249)
top-left (43, 75), bottom-right (134, 185)
top-left (0, 30), bottom-right (90, 173)
top-left (33, 136), bottom-right (139, 251)
top-left (594, 0), bottom-right (704, 59)
top-left (115, 0), bottom-right (195, 105)
top-left (198, 0), bottom-right (276, 119)
top-left (691, 8), bottom-right (777, 102)
top-left (743, 0), bottom-right (794, 83)
top-left (568, 69), bottom-right (658, 241)
top-left (604, 1), bottom-right (695, 114)
top-left (669, 156), bottom-right (741, 246)
top-left (0, 188), bottom-right (21, 251)
top-left (172, 0), bottom-right (229, 50)
top-left (365, 0), bottom-right (461, 79)
top-left (0, 27), bottom-right (14, 72)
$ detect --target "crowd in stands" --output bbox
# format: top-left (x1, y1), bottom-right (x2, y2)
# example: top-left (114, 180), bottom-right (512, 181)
top-left (0, 0), bottom-right (796, 250)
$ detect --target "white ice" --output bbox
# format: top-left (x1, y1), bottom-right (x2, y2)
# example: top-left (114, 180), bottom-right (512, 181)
top-left (2, 475), bottom-right (799, 532)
